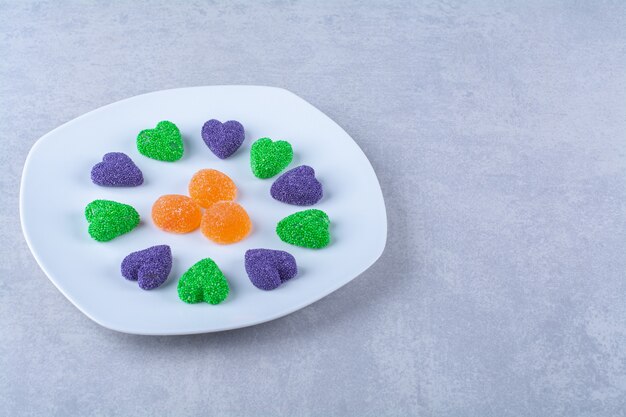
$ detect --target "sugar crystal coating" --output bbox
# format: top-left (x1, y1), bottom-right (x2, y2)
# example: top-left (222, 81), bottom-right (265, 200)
top-left (245, 249), bottom-right (298, 290)
top-left (91, 152), bottom-right (143, 187)
top-left (152, 194), bottom-right (202, 233)
top-left (270, 165), bottom-right (323, 206)
top-left (276, 209), bottom-right (330, 249)
top-left (201, 201), bottom-right (251, 244)
top-left (250, 137), bottom-right (293, 179)
top-left (85, 199), bottom-right (140, 242)
top-left (121, 245), bottom-right (172, 290)
top-left (177, 258), bottom-right (230, 304)
top-left (188, 169), bottom-right (237, 208)
top-left (137, 121), bottom-right (184, 162)
top-left (201, 119), bottom-right (245, 159)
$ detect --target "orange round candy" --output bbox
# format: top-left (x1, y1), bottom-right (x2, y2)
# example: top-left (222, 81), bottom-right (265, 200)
top-left (152, 194), bottom-right (202, 233)
top-left (201, 201), bottom-right (251, 244)
top-left (188, 169), bottom-right (237, 208)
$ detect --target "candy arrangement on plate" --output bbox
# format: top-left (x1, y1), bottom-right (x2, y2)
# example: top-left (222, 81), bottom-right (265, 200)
top-left (86, 119), bottom-right (330, 305)
top-left (21, 86), bottom-right (387, 335)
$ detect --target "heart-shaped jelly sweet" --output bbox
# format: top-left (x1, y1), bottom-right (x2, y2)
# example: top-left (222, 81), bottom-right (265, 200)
top-left (91, 152), bottom-right (143, 187)
top-left (245, 249), bottom-right (298, 290)
top-left (121, 245), bottom-right (172, 290)
top-left (201, 119), bottom-right (245, 159)
top-left (177, 258), bottom-right (230, 305)
top-left (276, 209), bottom-right (330, 249)
top-left (250, 137), bottom-right (293, 179)
top-left (270, 165), bottom-right (323, 206)
top-left (136, 121), bottom-right (184, 162)
top-left (84, 199), bottom-right (140, 242)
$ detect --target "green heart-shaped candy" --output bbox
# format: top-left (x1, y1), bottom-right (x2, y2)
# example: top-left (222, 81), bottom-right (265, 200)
top-left (85, 199), bottom-right (140, 242)
top-left (137, 121), bottom-right (184, 161)
top-left (177, 258), bottom-right (230, 305)
top-left (276, 209), bottom-right (330, 249)
top-left (250, 137), bottom-right (293, 178)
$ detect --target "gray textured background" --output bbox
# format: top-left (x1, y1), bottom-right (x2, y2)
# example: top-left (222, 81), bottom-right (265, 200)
top-left (2, 1), bottom-right (625, 416)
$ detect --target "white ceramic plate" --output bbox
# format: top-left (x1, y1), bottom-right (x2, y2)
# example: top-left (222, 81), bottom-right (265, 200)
top-left (20, 86), bottom-right (387, 335)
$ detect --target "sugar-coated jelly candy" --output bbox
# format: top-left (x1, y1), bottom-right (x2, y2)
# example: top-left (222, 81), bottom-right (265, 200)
top-left (121, 245), bottom-right (172, 290)
top-left (250, 137), bottom-right (293, 179)
top-left (152, 194), bottom-right (202, 233)
top-left (245, 249), bottom-right (298, 291)
top-left (177, 258), bottom-right (230, 305)
top-left (85, 199), bottom-right (140, 242)
top-left (136, 121), bottom-right (184, 162)
top-left (276, 209), bottom-right (330, 249)
top-left (201, 119), bottom-right (245, 159)
top-left (91, 152), bottom-right (143, 187)
top-left (270, 165), bottom-right (323, 206)
top-left (188, 169), bottom-right (237, 208)
top-left (201, 201), bottom-right (251, 244)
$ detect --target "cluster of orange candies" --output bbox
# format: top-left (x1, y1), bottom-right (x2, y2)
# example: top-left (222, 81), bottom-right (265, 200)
top-left (151, 169), bottom-right (251, 244)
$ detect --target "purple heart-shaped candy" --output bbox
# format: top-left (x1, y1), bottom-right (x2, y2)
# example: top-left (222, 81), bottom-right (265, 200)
top-left (121, 245), bottom-right (172, 290)
top-left (201, 119), bottom-right (245, 159)
top-left (91, 152), bottom-right (143, 187)
top-left (270, 165), bottom-right (323, 206)
top-left (245, 249), bottom-right (298, 291)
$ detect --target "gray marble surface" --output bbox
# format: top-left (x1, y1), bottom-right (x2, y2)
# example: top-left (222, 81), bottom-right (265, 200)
top-left (2, 1), bottom-right (625, 416)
